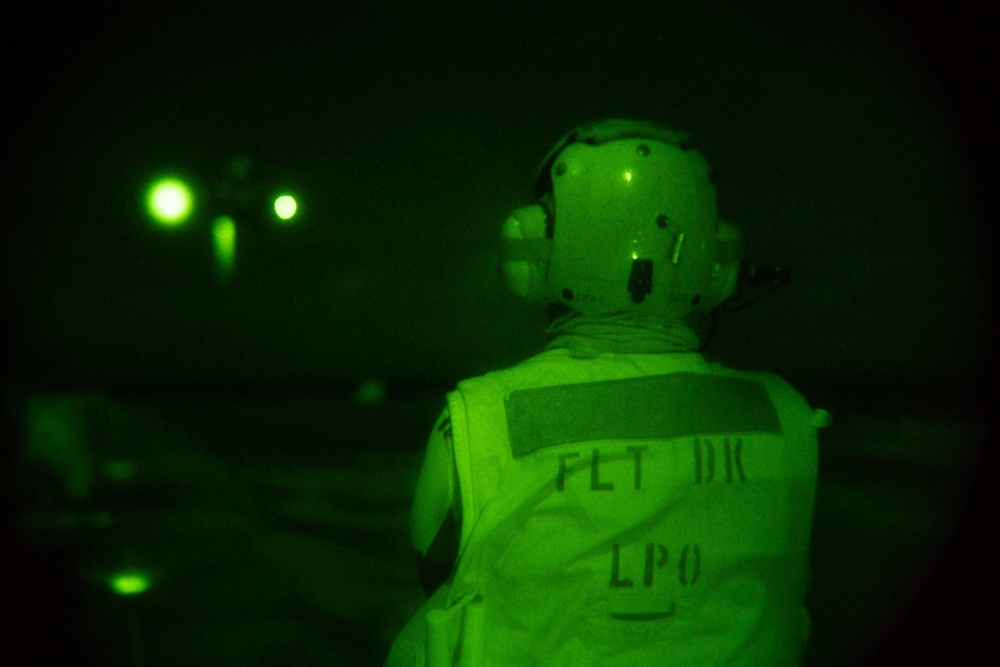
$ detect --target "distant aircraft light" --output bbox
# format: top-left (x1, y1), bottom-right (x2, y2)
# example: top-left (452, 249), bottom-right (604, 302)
top-left (274, 195), bottom-right (298, 221)
top-left (147, 178), bottom-right (193, 225)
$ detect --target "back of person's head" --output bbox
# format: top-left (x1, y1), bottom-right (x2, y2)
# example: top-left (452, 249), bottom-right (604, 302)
top-left (500, 119), bottom-right (744, 321)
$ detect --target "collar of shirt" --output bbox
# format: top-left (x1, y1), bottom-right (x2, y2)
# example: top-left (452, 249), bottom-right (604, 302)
top-left (544, 310), bottom-right (702, 358)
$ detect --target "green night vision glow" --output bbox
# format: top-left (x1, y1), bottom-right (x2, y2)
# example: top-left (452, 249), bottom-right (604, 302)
top-left (354, 379), bottom-right (387, 405)
top-left (103, 460), bottom-right (135, 480)
top-left (213, 215), bottom-right (237, 279)
top-left (108, 571), bottom-right (151, 596)
top-left (146, 178), bottom-right (193, 225)
top-left (274, 195), bottom-right (298, 221)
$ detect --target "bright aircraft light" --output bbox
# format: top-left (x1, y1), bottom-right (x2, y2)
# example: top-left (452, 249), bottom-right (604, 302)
top-left (147, 178), bottom-right (193, 225)
top-left (274, 195), bottom-right (298, 221)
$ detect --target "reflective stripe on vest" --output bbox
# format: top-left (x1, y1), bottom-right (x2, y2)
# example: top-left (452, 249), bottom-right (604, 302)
top-left (506, 373), bottom-right (781, 458)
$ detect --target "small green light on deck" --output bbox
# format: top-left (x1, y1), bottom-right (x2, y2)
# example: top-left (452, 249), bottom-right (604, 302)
top-left (109, 571), bottom-right (151, 596)
top-left (147, 178), bottom-right (193, 226)
top-left (274, 195), bottom-right (298, 221)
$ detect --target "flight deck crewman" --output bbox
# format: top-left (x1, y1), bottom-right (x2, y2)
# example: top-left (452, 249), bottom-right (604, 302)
top-left (386, 119), bottom-right (822, 667)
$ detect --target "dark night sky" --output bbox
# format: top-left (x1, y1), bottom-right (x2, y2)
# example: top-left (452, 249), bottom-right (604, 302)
top-left (3, 1), bottom-right (996, 391)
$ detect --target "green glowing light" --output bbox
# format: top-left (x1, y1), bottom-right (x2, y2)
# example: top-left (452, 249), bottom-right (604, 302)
top-left (274, 195), bottom-right (297, 221)
top-left (108, 571), bottom-right (151, 596)
top-left (146, 178), bottom-right (193, 225)
top-left (213, 215), bottom-right (236, 280)
top-left (103, 460), bottom-right (135, 480)
top-left (354, 379), bottom-right (387, 405)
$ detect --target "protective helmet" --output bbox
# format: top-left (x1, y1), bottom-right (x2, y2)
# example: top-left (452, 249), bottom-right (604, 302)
top-left (501, 119), bottom-right (743, 319)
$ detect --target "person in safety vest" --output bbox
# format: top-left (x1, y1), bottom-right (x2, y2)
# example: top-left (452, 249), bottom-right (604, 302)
top-left (385, 119), bottom-right (824, 667)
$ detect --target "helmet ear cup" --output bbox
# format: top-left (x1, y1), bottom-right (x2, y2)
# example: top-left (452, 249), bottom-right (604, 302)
top-left (500, 204), bottom-right (551, 301)
top-left (700, 218), bottom-right (744, 311)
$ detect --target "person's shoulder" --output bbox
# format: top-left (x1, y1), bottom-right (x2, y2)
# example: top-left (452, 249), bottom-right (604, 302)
top-left (704, 362), bottom-right (812, 410)
top-left (458, 350), bottom-right (567, 384)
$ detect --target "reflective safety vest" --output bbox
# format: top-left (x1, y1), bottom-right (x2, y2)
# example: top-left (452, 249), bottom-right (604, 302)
top-left (440, 348), bottom-right (818, 667)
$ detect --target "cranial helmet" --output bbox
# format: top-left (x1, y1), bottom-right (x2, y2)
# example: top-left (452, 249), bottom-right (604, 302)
top-left (501, 119), bottom-right (743, 319)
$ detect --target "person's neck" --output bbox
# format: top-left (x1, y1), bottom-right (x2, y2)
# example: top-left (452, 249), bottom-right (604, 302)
top-left (545, 310), bottom-right (702, 358)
